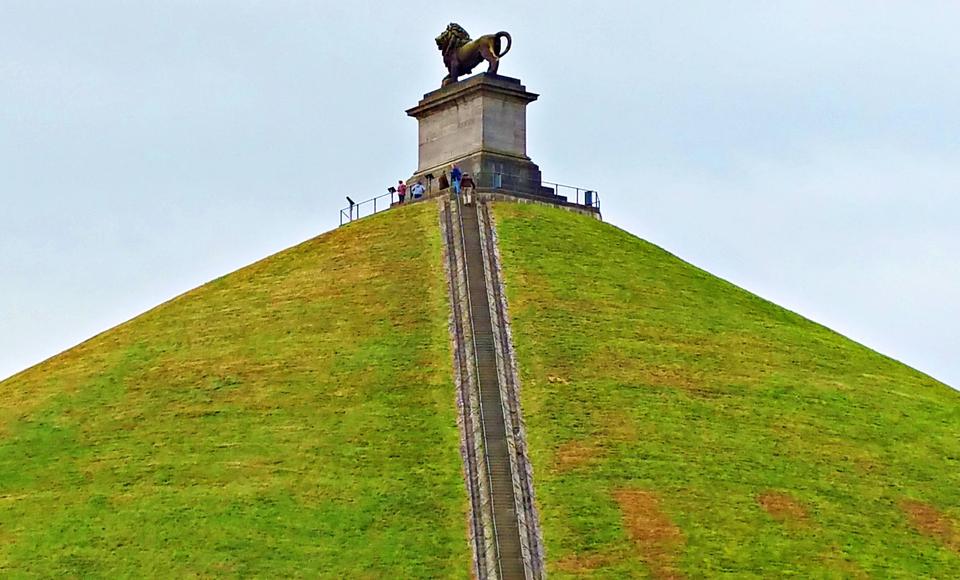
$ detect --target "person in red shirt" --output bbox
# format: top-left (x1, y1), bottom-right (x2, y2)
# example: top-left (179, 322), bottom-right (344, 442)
top-left (397, 180), bottom-right (407, 203)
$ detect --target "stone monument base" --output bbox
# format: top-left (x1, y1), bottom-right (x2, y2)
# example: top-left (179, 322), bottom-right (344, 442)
top-left (405, 73), bottom-right (554, 198)
top-left (408, 150), bottom-right (549, 198)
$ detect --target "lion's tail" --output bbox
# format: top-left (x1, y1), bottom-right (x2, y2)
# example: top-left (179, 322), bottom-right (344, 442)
top-left (495, 31), bottom-right (512, 58)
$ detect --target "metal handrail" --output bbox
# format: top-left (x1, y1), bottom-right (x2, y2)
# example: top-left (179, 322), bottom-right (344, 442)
top-left (338, 174), bottom-right (599, 226)
top-left (338, 190), bottom-right (398, 226)
top-left (471, 172), bottom-right (600, 210)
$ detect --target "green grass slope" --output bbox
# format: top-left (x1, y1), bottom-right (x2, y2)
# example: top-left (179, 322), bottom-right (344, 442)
top-left (0, 203), bottom-right (468, 577)
top-left (493, 202), bottom-right (960, 578)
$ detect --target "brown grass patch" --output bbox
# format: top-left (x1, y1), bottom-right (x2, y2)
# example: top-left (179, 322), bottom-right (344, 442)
top-left (553, 410), bottom-right (638, 473)
top-left (613, 489), bottom-right (685, 579)
top-left (819, 545), bottom-right (868, 579)
top-left (553, 439), bottom-right (602, 472)
top-left (600, 410), bottom-right (638, 442)
top-left (554, 548), bottom-right (625, 574)
top-left (642, 365), bottom-right (705, 391)
top-left (584, 343), bottom-right (709, 392)
top-left (758, 491), bottom-right (809, 525)
top-left (901, 499), bottom-right (960, 553)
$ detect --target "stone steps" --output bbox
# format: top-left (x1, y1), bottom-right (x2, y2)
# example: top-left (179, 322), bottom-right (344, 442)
top-left (441, 197), bottom-right (543, 579)
top-left (459, 203), bottom-right (527, 579)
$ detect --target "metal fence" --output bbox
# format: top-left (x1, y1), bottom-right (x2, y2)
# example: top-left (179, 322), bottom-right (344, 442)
top-left (339, 191), bottom-right (397, 226)
top-left (545, 180), bottom-right (599, 209)
top-left (470, 173), bottom-right (600, 210)
top-left (339, 174), bottom-right (599, 225)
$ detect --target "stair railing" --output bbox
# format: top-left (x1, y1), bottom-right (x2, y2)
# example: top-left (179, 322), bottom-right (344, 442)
top-left (453, 195), bottom-right (505, 579)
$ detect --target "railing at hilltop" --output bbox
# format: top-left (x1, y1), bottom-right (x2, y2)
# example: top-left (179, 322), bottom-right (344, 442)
top-left (339, 173), bottom-right (599, 226)
top-left (471, 173), bottom-right (600, 210)
top-left (339, 192), bottom-right (400, 226)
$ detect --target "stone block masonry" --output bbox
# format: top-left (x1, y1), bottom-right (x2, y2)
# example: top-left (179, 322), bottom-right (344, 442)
top-left (408, 74), bottom-right (547, 197)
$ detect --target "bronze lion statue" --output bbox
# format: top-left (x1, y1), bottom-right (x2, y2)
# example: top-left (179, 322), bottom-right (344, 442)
top-left (435, 23), bottom-right (512, 87)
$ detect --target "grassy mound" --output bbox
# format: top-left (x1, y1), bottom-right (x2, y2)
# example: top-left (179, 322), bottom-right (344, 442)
top-left (5, 197), bottom-right (957, 577)
top-left (0, 203), bottom-right (468, 577)
top-left (492, 202), bottom-right (960, 577)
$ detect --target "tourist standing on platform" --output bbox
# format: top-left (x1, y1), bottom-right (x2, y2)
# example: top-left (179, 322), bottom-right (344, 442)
top-left (411, 180), bottom-right (426, 200)
top-left (397, 180), bottom-right (407, 203)
top-left (450, 164), bottom-right (462, 196)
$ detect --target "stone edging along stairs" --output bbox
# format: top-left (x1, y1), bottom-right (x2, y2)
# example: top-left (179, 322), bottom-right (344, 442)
top-left (439, 197), bottom-right (544, 580)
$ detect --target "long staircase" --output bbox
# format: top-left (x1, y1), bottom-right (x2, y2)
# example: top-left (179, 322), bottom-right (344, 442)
top-left (461, 203), bottom-right (526, 578)
top-left (441, 196), bottom-right (543, 579)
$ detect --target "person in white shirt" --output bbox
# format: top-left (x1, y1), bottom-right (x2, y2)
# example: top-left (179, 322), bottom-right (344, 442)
top-left (411, 180), bottom-right (426, 199)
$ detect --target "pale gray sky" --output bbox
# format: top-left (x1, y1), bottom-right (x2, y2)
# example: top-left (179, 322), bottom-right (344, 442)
top-left (2, 1), bottom-right (958, 388)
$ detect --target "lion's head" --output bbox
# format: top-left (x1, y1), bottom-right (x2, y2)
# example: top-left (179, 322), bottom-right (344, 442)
top-left (435, 22), bottom-right (471, 53)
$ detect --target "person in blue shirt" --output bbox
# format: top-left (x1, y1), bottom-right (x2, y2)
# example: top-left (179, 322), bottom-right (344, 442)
top-left (450, 164), bottom-right (463, 196)
top-left (411, 180), bottom-right (426, 199)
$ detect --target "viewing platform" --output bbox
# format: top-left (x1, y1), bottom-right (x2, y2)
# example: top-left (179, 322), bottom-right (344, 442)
top-left (338, 175), bottom-right (600, 226)
top-left (340, 71), bottom-right (602, 226)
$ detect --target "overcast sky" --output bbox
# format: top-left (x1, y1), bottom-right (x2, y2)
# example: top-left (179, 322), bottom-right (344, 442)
top-left (2, 1), bottom-right (958, 389)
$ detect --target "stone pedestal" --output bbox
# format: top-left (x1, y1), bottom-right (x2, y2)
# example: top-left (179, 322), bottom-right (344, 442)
top-left (406, 73), bottom-right (548, 196)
